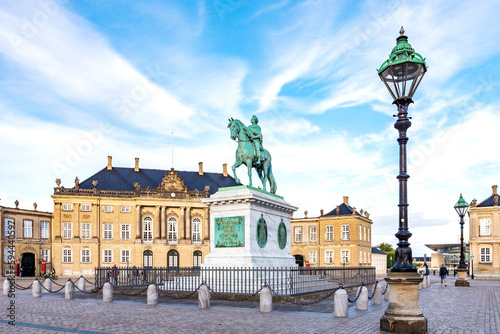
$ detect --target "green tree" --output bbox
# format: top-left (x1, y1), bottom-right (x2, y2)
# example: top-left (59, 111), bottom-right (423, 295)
top-left (375, 242), bottom-right (394, 253)
top-left (386, 250), bottom-right (395, 268)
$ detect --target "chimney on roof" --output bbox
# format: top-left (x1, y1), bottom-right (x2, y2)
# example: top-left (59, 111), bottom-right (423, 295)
top-left (493, 185), bottom-right (498, 195)
top-left (343, 196), bottom-right (349, 205)
top-left (223, 163), bottom-right (228, 177)
top-left (199, 162), bottom-right (203, 176)
top-left (107, 156), bottom-right (112, 170)
top-left (135, 158), bottom-right (139, 172)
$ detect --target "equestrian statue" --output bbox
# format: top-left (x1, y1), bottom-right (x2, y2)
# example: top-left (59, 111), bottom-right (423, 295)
top-left (227, 115), bottom-right (277, 194)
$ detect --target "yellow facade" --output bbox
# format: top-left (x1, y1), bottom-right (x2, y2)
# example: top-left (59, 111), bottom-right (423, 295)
top-left (291, 196), bottom-right (373, 268)
top-left (51, 158), bottom-right (236, 276)
top-left (1, 202), bottom-right (53, 276)
top-left (469, 185), bottom-right (500, 277)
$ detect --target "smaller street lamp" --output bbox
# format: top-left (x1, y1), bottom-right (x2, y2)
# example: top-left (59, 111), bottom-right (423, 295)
top-left (454, 194), bottom-right (470, 286)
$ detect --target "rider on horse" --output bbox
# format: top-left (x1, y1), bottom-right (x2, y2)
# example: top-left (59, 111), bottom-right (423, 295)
top-left (244, 115), bottom-right (264, 164)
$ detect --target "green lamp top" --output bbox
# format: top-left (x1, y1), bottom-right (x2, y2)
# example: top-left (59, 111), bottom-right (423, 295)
top-left (454, 194), bottom-right (469, 209)
top-left (377, 27), bottom-right (427, 75)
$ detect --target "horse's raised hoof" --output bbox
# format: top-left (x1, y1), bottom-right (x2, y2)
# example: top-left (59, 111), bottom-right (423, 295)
top-left (236, 178), bottom-right (241, 184)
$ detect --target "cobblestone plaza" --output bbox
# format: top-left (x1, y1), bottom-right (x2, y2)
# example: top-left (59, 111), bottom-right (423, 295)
top-left (1, 276), bottom-right (498, 333)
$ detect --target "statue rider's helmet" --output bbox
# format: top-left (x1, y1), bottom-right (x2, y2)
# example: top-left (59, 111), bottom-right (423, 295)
top-left (251, 115), bottom-right (258, 124)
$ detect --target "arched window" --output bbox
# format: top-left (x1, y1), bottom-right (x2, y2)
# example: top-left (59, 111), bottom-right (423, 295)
top-left (143, 250), bottom-right (153, 267)
top-left (143, 216), bottom-right (153, 242)
top-left (193, 251), bottom-right (202, 267)
top-left (167, 217), bottom-right (178, 243)
top-left (167, 249), bottom-right (179, 267)
top-left (192, 218), bottom-right (202, 243)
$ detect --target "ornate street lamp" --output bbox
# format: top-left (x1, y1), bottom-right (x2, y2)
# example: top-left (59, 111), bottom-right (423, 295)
top-left (454, 194), bottom-right (470, 286)
top-left (378, 27), bottom-right (428, 334)
top-left (378, 27), bottom-right (427, 272)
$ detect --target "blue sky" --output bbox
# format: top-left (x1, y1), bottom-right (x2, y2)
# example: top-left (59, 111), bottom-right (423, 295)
top-left (1, 0), bottom-right (500, 256)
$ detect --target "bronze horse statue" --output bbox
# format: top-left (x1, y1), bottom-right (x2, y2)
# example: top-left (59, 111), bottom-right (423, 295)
top-left (227, 118), bottom-right (277, 194)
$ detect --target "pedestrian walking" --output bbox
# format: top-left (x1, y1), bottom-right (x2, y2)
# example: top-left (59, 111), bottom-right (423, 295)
top-left (439, 264), bottom-right (448, 287)
top-left (423, 263), bottom-right (430, 287)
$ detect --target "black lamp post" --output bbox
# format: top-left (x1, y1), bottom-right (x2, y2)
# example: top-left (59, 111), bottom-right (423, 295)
top-left (454, 194), bottom-right (469, 269)
top-left (454, 194), bottom-right (470, 286)
top-left (377, 27), bottom-right (427, 272)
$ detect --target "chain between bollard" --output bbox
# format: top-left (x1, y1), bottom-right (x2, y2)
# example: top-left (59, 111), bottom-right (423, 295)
top-left (156, 283), bottom-right (204, 299)
top-left (40, 282), bottom-right (66, 293)
top-left (270, 285), bottom-right (340, 305)
top-left (110, 282), bottom-right (150, 296)
top-left (49, 277), bottom-right (65, 287)
top-left (13, 282), bottom-right (33, 290)
top-left (68, 279), bottom-right (95, 295)
top-left (368, 280), bottom-right (379, 300)
top-left (382, 282), bottom-right (389, 295)
top-left (347, 283), bottom-right (365, 303)
top-left (79, 275), bottom-right (95, 285)
top-left (207, 284), bottom-right (265, 302)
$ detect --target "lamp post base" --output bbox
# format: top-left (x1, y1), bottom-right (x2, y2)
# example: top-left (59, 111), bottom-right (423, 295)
top-left (455, 268), bottom-right (470, 286)
top-left (380, 272), bottom-right (427, 334)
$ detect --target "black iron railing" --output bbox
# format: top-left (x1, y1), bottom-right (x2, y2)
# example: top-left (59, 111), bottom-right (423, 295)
top-left (95, 266), bottom-right (375, 297)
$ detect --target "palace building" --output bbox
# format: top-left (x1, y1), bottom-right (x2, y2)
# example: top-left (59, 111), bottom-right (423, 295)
top-left (468, 185), bottom-right (500, 277)
top-left (51, 156), bottom-right (238, 276)
top-left (1, 201), bottom-right (53, 277)
top-left (290, 196), bottom-right (373, 267)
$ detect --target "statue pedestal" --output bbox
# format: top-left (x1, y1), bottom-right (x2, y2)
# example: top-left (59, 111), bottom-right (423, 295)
top-left (380, 272), bottom-right (427, 334)
top-left (201, 186), bottom-right (297, 268)
top-left (455, 268), bottom-right (470, 286)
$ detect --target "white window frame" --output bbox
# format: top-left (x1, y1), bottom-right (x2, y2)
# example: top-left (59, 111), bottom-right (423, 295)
top-left (103, 224), bottom-right (113, 240)
top-left (192, 218), bottom-right (202, 243)
top-left (325, 225), bottom-right (333, 241)
top-left (81, 204), bottom-right (91, 212)
top-left (120, 206), bottom-right (130, 213)
top-left (341, 225), bottom-right (350, 241)
top-left (103, 205), bottom-right (113, 213)
top-left (121, 249), bottom-right (130, 263)
top-left (360, 250), bottom-right (363, 264)
top-left (294, 227), bottom-right (302, 242)
top-left (359, 225), bottom-right (362, 241)
top-left (63, 222), bottom-right (72, 239)
top-left (4, 218), bottom-right (14, 237)
top-left (143, 216), bottom-right (153, 242)
top-left (364, 226), bottom-right (367, 241)
top-left (368, 227), bottom-right (371, 242)
top-left (41, 249), bottom-right (50, 263)
top-left (309, 226), bottom-right (317, 242)
top-left (368, 251), bottom-right (371, 264)
top-left (309, 251), bottom-right (317, 264)
top-left (341, 250), bottom-right (350, 264)
top-left (480, 247), bottom-right (491, 263)
top-left (121, 224), bottom-right (130, 240)
top-left (81, 249), bottom-right (91, 263)
top-left (62, 203), bottom-right (73, 211)
top-left (103, 249), bottom-right (113, 264)
top-left (364, 251), bottom-right (367, 264)
top-left (325, 250), bottom-right (333, 264)
top-left (480, 218), bottom-right (491, 236)
top-left (81, 223), bottom-right (91, 239)
top-left (41, 221), bottom-right (49, 239)
top-left (23, 219), bottom-right (33, 238)
top-left (63, 249), bottom-right (72, 263)
top-left (167, 217), bottom-right (178, 243)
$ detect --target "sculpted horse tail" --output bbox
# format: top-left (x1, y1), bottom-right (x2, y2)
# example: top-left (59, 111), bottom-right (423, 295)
top-left (268, 164), bottom-right (277, 194)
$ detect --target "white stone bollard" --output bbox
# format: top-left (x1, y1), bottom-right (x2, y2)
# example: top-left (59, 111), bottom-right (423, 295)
top-left (147, 284), bottom-right (158, 305)
top-left (43, 278), bottom-right (52, 294)
top-left (32, 280), bottom-right (42, 298)
top-left (333, 289), bottom-right (348, 317)
top-left (78, 277), bottom-right (86, 292)
top-left (384, 284), bottom-right (390, 301)
top-left (3, 279), bottom-right (10, 296)
top-left (425, 275), bottom-right (430, 288)
top-left (356, 286), bottom-right (368, 311)
top-left (372, 282), bottom-right (383, 305)
top-left (419, 274), bottom-right (424, 290)
top-left (198, 284), bottom-right (210, 309)
top-left (65, 281), bottom-right (75, 300)
top-left (259, 286), bottom-right (272, 313)
top-left (103, 282), bottom-right (113, 302)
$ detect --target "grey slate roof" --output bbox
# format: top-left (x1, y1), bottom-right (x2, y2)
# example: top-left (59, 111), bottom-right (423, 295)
top-left (79, 167), bottom-right (239, 195)
top-left (323, 203), bottom-right (361, 216)
top-left (372, 247), bottom-right (387, 255)
top-left (476, 194), bottom-right (499, 207)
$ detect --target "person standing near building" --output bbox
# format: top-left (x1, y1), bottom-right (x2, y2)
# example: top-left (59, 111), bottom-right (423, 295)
top-left (439, 264), bottom-right (448, 287)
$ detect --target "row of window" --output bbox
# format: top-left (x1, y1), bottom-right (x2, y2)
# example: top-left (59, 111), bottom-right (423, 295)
top-left (62, 248), bottom-right (202, 266)
top-left (294, 225), bottom-right (371, 243)
top-left (61, 216), bottom-right (203, 242)
top-left (4, 218), bottom-right (50, 238)
top-left (62, 204), bottom-right (131, 213)
top-left (306, 250), bottom-right (371, 264)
